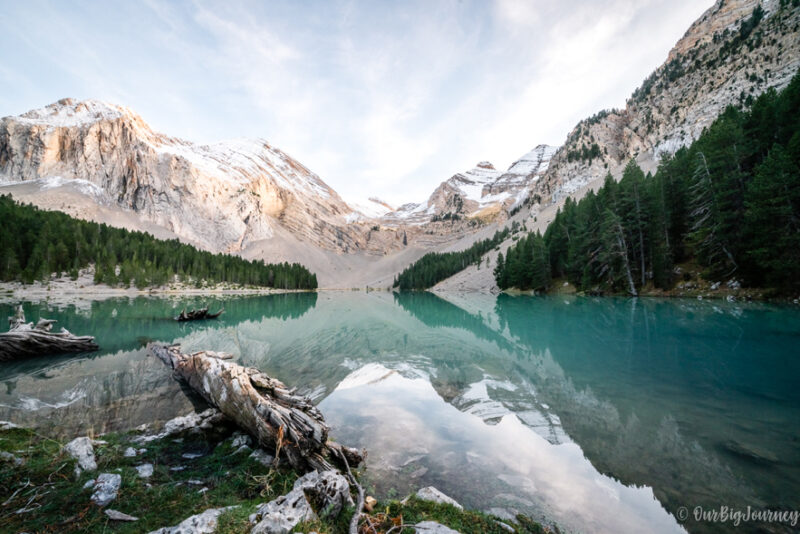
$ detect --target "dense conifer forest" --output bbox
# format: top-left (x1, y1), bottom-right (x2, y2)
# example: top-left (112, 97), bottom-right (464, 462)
top-left (0, 196), bottom-right (318, 290)
top-left (394, 227), bottom-right (512, 289)
top-left (495, 71), bottom-right (800, 295)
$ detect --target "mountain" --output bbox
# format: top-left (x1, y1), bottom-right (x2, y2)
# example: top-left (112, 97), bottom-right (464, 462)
top-left (531, 0), bottom-right (800, 207)
top-left (0, 99), bottom-right (480, 287)
top-left (434, 0), bottom-right (800, 292)
top-left (1, 0), bottom-right (797, 291)
top-left (382, 144), bottom-right (555, 225)
top-left (0, 98), bottom-right (375, 255)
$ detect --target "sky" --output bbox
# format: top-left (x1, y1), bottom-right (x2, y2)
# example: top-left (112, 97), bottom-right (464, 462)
top-left (0, 0), bottom-right (713, 206)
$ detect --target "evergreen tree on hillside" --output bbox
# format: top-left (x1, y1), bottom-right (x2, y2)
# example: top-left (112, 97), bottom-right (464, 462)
top-left (0, 196), bottom-right (318, 290)
top-left (744, 145), bottom-right (800, 290)
top-left (494, 69), bottom-right (800, 295)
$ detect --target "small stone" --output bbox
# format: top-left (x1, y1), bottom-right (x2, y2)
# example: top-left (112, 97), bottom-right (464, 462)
top-left (198, 487), bottom-right (209, 494)
top-left (230, 432), bottom-right (253, 454)
top-left (105, 509), bottom-right (139, 521)
top-left (249, 448), bottom-right (274, 467)
top-left (135, 409), bottom-right (222, 444)
top-left (415, 521), bottom-right (461, 533)
top-left (182, 452), bottom-right (204, 459)
top-left (91, 473), bottom-right (122, 507)
top-left (83, 479), bottom-right (96, 489)
top-left (410, 467), bottom-right (428, 478)
top-left (147, 506), bottom-right (237, 534)
top-left (187, 479), bottom-right (204, 485)
top-left (0, 451), bottom-right (23, 466)
top-left (413, 487), bottom-right (463, 510)
top-left (136, 463), bottom-right (154, 478)
top-left (495, 521), bottom-right (515, 533)
top-left (64, 437), bottom-right (97, 477)
top-left (231, 432), bottom-right (252, 449)
top-left (123, 447), bottom-right (138, 457)
top-left (170, 466), bottom-right (186, 471)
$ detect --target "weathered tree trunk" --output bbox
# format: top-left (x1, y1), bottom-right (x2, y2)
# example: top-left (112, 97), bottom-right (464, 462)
top-left (0, 306), bottom-right (99, 361)
top-left (148, 343), bottom-right (363, 473)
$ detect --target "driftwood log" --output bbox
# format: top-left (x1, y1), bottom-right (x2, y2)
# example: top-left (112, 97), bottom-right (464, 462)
top-left (148, 343), bottom-right (363, 473)
top-left (175, 307), bottom-right (224, 322)
top-left (0, 306), bottom-right (99, 361)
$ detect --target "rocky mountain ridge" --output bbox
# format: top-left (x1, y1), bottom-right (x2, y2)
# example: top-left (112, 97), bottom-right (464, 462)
top-left (1, 0), bottom-right (798, 289)
top-left (0, 98), bottom-right (387, 256)
top-left (382, 144), bottom-right (555, 226)
top-left (531, 0), bottom-right (800, 206)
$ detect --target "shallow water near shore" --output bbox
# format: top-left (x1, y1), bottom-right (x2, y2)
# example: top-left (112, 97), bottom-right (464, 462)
top-left (1, 292), bottom-right (798, 533)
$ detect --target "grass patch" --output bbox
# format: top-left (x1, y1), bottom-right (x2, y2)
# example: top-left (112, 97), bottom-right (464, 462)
top-left (1, 427), bottom-right (551, 533)
top-left (0, 427), bottom-right (295, 533)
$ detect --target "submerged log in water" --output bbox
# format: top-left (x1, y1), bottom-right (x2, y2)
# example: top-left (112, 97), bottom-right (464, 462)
top-left (147, 343), bottom-right (363, 473)
top-left (0, 306), bottom-right (99, 361)
top-left (174, 307), bottom-right (224, 322)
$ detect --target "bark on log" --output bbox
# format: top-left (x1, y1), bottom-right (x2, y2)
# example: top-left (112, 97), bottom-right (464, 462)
top-left (148, 343), bottom-right (363, 473)
top-left (175, 307), bottom-right (224, 322)
top-left (0, 306), bottom-right (99, 361)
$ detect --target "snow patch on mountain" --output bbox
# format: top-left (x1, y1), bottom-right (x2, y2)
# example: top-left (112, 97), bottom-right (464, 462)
top-left (345, 196), bottom-right (396, 221)
top-left (14, 98), bottom-right (127, 128)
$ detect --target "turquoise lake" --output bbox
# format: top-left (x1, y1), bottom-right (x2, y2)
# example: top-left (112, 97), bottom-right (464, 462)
top-left (1, 293), bottom-right (798, 533)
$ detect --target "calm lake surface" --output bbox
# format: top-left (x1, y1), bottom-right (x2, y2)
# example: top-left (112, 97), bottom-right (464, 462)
top-left (1, 292), bottom-right (798, 533)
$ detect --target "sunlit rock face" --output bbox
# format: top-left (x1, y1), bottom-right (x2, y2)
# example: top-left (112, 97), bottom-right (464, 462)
top-left (534, 0), bottom-right (800, 204)
top-left (0, 98), bottom-right (371, 254)
top-left (382, 146), bottom-right (556, 226)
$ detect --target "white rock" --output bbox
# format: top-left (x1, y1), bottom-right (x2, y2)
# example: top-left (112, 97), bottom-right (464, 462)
top-left (415, 521), bottom-right (462, 533)
top-left (83, 479), bottom-right (96, 489)
top-left (250, 488), bottom-right (316, 534)
top-left (65, 437), bottom-right (97, 476)
top-left (135, 409), bottom-right (221, 443)
top-left (0, 421), bottom-right (20, 430)
top-left (229, 431), bottom-right (253, 452)
top-left (0, 451), bottom-right (23, 466)
top-left (148, 506), bottom-right (237, 534)
top-left (293, 470), bottom-right (353, 518)
top-left (495, 521), bottom-right (515, 532)
top-left (123, 447), bottom-right (138, 457)
top-left (91, 473), bottom-right (122, 507)
top-left (105, 509), bottom-right (139, 521)
top-left (136, 463), bottom-right (154, 478)
top-left (182, 453), bottom-right (204, 460)
top-left (413, 487), bottom-right (463, 510)
top-left (250, 470), bottom-right (352, 533)
top-left (249, 448), bottom-right (274, 467)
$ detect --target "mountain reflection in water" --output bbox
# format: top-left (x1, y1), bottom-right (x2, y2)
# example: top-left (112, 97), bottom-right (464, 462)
top-left (1, 292), bottom-right (798, 534)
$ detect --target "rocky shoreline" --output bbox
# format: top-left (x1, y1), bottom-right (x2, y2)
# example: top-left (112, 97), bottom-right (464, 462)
top-left (0, 412), bottom-right (548, 534)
